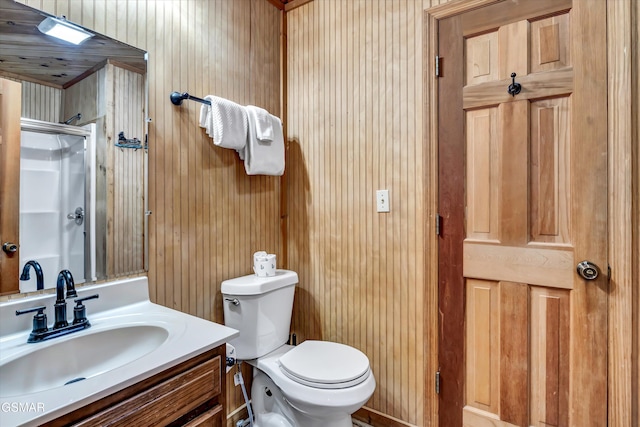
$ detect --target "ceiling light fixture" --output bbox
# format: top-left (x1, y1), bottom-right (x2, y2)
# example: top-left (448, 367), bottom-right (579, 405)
top-left (37, 16), bottom-right (93, 45)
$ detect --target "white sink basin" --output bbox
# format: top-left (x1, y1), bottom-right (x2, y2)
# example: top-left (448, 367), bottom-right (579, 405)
top-left (0, 325), bottom-right (168, 398)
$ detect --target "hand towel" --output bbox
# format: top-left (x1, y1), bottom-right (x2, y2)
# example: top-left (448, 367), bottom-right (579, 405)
top-left (244, 106), bottom-right (285, 176)
top-left (249, 105), bottom-right (275, 141)
top-left (199, 95), bottom-right (248, 152)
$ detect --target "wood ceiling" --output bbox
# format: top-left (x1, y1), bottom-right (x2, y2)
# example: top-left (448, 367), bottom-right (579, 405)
top-left (0, 0), bottom-right (146, 89)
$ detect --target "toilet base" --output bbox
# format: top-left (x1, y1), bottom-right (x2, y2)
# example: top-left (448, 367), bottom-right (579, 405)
top-left (251, 370), bottom-right (353, 427)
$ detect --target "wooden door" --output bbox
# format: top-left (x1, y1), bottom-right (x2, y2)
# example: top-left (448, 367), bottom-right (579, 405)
top-left (437, 1), bottom-right (608, 426)
top-left (0, 78), bottom-right (21, 295)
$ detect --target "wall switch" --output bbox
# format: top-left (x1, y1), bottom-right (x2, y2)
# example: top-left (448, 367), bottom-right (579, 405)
top-left (376, 189), bottom-right (390, 212)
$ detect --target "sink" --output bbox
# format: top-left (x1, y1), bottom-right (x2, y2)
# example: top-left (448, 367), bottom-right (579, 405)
top-left (0, 324), bottom-right (168, 397)
top-left (0, 276), bottom-right (238, 427)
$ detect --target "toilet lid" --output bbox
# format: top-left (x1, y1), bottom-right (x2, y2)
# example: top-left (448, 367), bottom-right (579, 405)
top-left (278, 341), bottom-right (371, 389)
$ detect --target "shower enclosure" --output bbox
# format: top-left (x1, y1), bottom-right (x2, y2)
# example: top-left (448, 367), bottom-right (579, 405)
top-left (19, 119), bottom-right (96, 292)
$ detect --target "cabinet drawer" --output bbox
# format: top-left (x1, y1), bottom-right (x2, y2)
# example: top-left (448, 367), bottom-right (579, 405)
top-left (74, 355), bottom-right (221, 426)
top-left (182, 405), bottom-right (223, 427)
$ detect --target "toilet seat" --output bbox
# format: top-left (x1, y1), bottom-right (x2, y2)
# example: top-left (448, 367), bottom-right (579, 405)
top-left (278, 340), bottom-right (371, 389)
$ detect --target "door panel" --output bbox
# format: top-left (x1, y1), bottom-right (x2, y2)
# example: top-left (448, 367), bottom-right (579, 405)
top-left (438, 1), bottom-right (608, 426)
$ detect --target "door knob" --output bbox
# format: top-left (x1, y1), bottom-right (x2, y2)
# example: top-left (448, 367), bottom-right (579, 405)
top-left (576, 260), bottom-right (600, 280)
top-left (2, 242), bottom-right (18, 254)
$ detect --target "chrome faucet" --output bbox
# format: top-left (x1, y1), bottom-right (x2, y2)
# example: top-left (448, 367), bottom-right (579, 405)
top-left (53, 269), bottom-right (78, 329)
top-left (20, 260), bottom-right (45, 290)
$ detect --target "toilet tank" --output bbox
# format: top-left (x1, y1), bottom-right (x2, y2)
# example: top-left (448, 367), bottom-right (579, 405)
top-left (221, 270), bottom-right (298, 360)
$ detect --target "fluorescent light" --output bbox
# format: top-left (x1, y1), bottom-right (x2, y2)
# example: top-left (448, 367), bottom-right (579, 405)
top-left (37, 16), bottom-right (93, 45)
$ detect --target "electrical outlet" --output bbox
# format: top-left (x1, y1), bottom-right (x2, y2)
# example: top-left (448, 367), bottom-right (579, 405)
top-left (376, 189), bottom-right (390, 212)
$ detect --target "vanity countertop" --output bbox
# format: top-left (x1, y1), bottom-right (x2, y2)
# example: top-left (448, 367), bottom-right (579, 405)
top-left (0, 277), bottom-right (238, 427)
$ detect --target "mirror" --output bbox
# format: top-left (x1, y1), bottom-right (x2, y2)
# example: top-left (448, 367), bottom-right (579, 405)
top-left (0, 0), bottom-right (147, 295)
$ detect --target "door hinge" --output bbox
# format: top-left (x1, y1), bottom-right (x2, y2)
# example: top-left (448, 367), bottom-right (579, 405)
top-left (608, 264), bottom-right (611, 281)
top-left (435, 370), bottom-right (441, 394)
top-left (435, 55), bottom-right (440, 77)
top-left (435, 213), bottom-right (441, 235)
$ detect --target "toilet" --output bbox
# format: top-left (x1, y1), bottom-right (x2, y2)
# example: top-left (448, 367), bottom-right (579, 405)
top-left (221, 270), bottom-right (376, 427)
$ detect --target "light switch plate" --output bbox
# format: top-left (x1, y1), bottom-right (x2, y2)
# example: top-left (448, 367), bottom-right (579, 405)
top-left (376, 189), bottom-right (390, 212)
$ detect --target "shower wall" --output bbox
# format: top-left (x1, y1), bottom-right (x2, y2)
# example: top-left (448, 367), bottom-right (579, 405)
top-left (19, 130), bottom-right (86, 292)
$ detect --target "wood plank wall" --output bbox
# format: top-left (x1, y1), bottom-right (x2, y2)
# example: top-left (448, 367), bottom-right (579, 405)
top-left (21, 82), bottom-right (62, 122)
top-left (21, 0), bottom-right (282, 421)
top-left (286, 2), bottom-right (638, 427)
top-left (108, 64), bottom-right (145, 278)
top-left (16, 0), bottom-right (639, 426)
top-left (285, 1), bottom-right (438, 425)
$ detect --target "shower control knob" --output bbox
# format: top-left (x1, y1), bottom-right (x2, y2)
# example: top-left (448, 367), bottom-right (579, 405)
top-left (576, 260), bottom-right (600, 281)
top-left (67, 207), bottom-right (84, 225)
top-left (2, 242), bottom-right (18, 254)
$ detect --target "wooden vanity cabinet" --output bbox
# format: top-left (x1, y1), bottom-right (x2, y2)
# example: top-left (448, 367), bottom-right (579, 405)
top-left (44, 344), bottom-right (226, 427)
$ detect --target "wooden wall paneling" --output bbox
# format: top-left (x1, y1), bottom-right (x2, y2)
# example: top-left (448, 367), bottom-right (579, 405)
top-left (104, 62), bottom-right (115, 277)
top-left (20, 0), bottom-right (282, 418)
top-left (286, 1), bottom-right (429, 425)
top-left (111, 65), bottom-right (145, 277)
top-left (63, 72), bottom-right (99, 125)
top-left (21, 82), bottom-right (62, 122)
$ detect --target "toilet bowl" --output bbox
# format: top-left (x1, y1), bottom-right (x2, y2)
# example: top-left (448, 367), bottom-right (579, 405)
top-left (221, 270), bottom-right (376, 427)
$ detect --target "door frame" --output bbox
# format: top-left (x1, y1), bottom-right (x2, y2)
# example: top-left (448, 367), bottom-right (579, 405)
top-left (423, 0), bottom-right (637, 425)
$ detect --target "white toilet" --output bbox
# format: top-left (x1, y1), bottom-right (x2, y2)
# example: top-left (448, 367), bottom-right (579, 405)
top-left (221, 270), bottom-right (376, 427)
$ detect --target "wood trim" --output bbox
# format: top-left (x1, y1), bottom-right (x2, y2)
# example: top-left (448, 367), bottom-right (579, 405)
top-left (353, 406), bottom-right (417, 427)
top-left (0, 70), bottom-right (63, 90)
top-left (284, 0), bottom-right (313, 13)
top-left (436, 13), bottom-right (466, 427)
top-left (62, 59), bottom-right (108, 89)
top-left (634, 2), bottom-right (640, 424)
top-left (424, 7), bottom-right (440, 427)
top-left (607, 0), bottom-right (635, 426)
top-left (264, 0), bottom-right (284, 11)
top-left (458, 0), bottom-right (572, 37)
top-left (428, 0), bottom-right (504, 20)
top-left (280, 8), bottom-right (288, 269)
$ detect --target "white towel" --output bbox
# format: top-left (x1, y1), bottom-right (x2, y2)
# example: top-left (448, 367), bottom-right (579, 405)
top-left (244, 106), bottom-right (285, 176)
top-left (199, 95), bottom-right (248, 153)
top-left (249, 105), bottom-right (275, 141)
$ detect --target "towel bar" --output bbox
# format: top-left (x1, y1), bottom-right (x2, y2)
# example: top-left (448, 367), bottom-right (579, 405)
top-left (169, 91), bottom-right (211, 106)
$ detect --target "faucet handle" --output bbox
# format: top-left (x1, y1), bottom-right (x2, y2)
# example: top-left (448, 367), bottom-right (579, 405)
top-left (16, 306), bottom-right (48, 334)
top-left (72, 294), bottom-right (99, 324)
